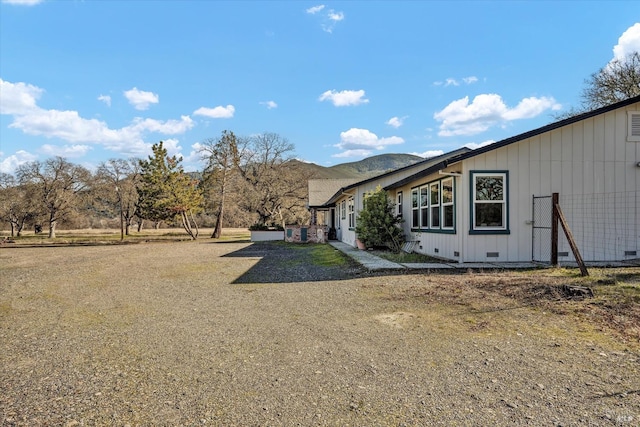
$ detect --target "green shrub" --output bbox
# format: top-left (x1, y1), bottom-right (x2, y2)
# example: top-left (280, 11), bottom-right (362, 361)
top-left (355, 186), bottom-right (405, 252)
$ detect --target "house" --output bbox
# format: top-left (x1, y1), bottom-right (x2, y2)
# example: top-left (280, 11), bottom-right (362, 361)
top-left (309, 148), bottom-right (471, 245)
top-left (313, 95), bottom-right (640, 264)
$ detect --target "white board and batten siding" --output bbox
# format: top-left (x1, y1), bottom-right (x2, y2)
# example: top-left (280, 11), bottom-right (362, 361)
top-left (323, 98), bottom-right (639, 262)
top-left (460, 101), bottom-right (640, 263)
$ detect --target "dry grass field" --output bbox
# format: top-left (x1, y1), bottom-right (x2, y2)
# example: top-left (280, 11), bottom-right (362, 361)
top-left (1, 232), bottom-right (639, 426)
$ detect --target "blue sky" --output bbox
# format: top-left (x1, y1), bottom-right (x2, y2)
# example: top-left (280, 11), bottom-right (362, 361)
top-left (1, 1), bottom-right (639, 173)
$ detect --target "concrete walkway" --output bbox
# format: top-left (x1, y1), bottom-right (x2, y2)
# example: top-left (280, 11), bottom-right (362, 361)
top-left (327, 241), bottom-right (640, 272)
top-left (328, 241), bottom-right (405, 271)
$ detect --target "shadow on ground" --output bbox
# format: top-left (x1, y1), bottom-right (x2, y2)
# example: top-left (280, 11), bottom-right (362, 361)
top-left (222, 241), bottom-right (367, 284)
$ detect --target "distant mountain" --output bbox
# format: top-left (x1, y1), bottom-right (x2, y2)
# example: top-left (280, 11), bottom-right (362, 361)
top-left (295, 153), bottom-right (424, 179)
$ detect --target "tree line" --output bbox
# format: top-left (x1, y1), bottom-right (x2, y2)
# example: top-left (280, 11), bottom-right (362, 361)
top-left (0, 131), bottom-right (314, 239)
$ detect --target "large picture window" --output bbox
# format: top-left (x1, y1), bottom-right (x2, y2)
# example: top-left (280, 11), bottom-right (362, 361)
top-left (410, 177), bottom-right (456, 232)
top-left (471, 171), bottom-right (508, 233)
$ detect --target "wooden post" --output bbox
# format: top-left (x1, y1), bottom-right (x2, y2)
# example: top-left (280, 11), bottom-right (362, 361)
top-left (551, 193), bottom-right (559, 266)
top-left (555, 202), bottom-right (589, 277)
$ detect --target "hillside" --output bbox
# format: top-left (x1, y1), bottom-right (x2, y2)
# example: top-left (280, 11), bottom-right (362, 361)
top-left (296, 153), bottom-right (424, 179)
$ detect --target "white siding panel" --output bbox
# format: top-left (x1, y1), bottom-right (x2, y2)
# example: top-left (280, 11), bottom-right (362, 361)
top-left (561, 127), bottom-right (572, 161)
top-left (512, 143), bottom-right (532, 261)
top-left (583, 118), bottom-right (595, 162)
top-left (571, 160), bottom-right (584, 196)
top-left (551, 129), bottom-right (562, 161)
top-left (615, 109), bottom-right (627, 161)
top-left (572, 122), bottom-right (584, 162)
top-left (604, 112), bottom-right (616, 162)
top-left (594, 115), bottom-right (605, 162)
top-left (540, 161), bottom-right (551, 195)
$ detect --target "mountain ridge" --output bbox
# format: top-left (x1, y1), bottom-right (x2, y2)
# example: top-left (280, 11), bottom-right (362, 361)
top-left (294, 153), bottom-right (424, 179)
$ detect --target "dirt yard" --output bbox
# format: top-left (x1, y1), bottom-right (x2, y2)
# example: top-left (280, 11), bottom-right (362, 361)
top-left (1, 240), bottom-right (639, 426)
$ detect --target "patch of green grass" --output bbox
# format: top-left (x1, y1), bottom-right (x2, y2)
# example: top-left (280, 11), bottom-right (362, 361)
top-left (272, 242), bottom-right (349, 267)
top-left (372, 250), bottom-right (445, 264)
top-left (309, 244), bottom-right (349, 267)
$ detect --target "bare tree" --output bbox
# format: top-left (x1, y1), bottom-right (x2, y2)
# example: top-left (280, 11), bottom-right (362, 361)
top-left (16, 157), bottom-right (92, 238)
top-left (199, 130), bottom-right (240, 238)
top-left (235, 132), bottom-right (312, 227)
top-left (582, 51), bottom-right (640, 109)
top-left (555, 51), bottom-right (640, 119)
top-left (96, 158), bottom-right (141, 240)
top-left (0, 173), bottom-right (39, 237)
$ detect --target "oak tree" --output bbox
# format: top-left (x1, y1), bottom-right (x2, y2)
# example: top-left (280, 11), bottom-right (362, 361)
top-left (235, 132), bottom-right (312, 227)
top-left (16, 157), bottom-right (91, 238)
top-left (0, 173), bottom-right (39, 237)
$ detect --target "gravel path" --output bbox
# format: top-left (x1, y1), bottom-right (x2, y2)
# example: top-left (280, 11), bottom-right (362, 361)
top-left (1, 241), bottom-right (638, 426)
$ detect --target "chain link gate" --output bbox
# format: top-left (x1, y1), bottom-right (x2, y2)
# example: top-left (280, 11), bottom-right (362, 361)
top-left (532, 195), bottom-right (552, 263)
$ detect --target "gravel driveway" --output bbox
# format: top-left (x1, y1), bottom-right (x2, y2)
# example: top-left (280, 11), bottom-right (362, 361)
top-left (1, 240), bottom-right (638, 426)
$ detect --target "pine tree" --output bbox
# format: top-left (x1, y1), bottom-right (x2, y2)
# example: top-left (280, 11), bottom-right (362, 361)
top-left (137, 142), bottom-right (204, 239)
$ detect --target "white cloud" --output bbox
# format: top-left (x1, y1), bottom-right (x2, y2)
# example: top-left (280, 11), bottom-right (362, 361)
top-left (260, 100), bottom-right (278, 109)
top-left (434, 76), bottom-right (479, 87)
top-left (10, 109), bottom-right (114, 142)
top-left (327, 10), bottom-right (344, 21)
top-left (502, 96), bottom-right (561, 120)
top-left (97, 94), bottom-right (111, 107)
top-left (1, 0), bottom-right (43, 5)
top-left (411, 150), bottom-right (444, 159)
top-left (306, 4), bottom-right (325, 14)
top-left (386, 116), bottom-right (407, 128)
top-left (434, 94), bottom-right (561, 137)
top-left (307, 5), bottom-right (344, 33)
top-left (612, 23), bottom-right (640, 62)
top-left (321, 9), bottom-right (344, 33)
top-left (0, 150), bottom-right (37, 174)
top-left (128, 116), bottom-right (194, 134)
top-left (0, 78), bottom-right (43, 115)
top-left (463, 140), bottom-right (496, 150)
top-left (41, 144), bottom-right (92, 158)
top-left (1, 79), bottom-right (195, 158)
top-left (332, 149), bottom-right (371, 158)
top-left (333, 128), bottom-right (404, 158)
top-left (193, 105), bottom-right (235, 118)
top-left (319, 89), bottom-right (369, 107)
top-left (124, 87), bottom-right (159, 110)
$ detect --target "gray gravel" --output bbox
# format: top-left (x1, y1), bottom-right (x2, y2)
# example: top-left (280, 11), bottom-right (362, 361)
top-left (1, 241), bottom-right (639, 426)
